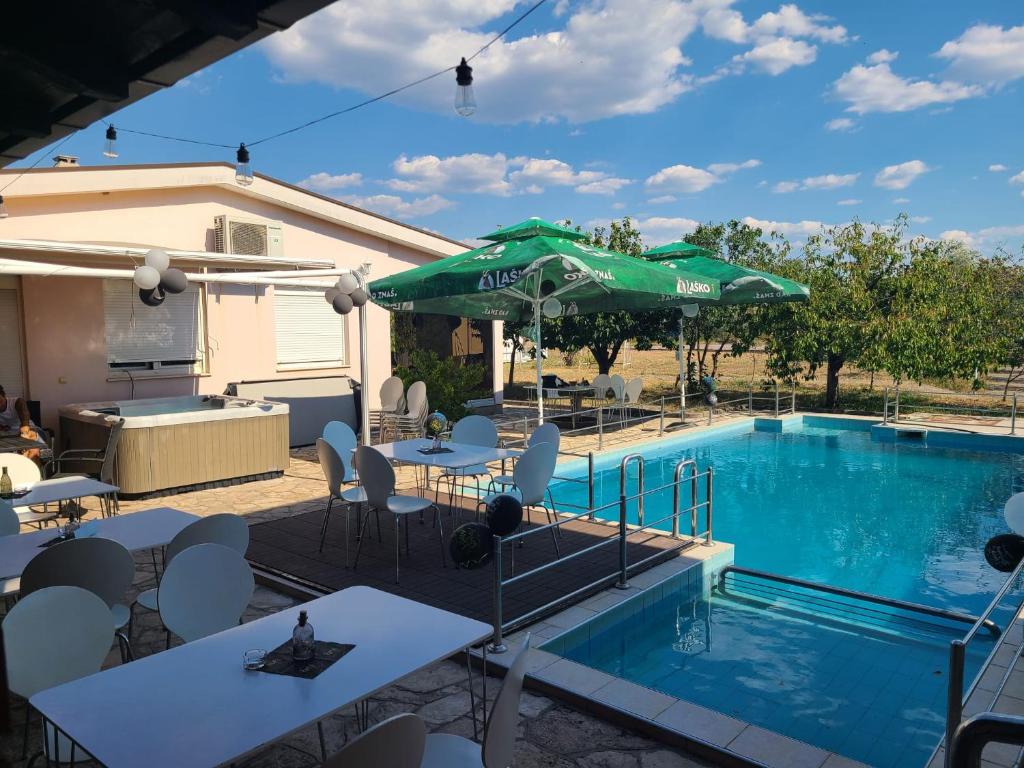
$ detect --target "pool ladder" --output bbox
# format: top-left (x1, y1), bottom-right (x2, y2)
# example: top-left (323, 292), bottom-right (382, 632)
top-left (715, 565), bottom-right (1001, 638)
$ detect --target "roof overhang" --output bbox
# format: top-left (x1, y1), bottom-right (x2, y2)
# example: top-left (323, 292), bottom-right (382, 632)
top-left (0, 0), bottom-right (334, 167)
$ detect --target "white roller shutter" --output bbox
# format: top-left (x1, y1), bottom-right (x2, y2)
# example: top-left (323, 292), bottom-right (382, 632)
top-left (274, 285), bottom-right (346, 368)
top-left (103, 279), bottom-right (204, 369)
top-left (0, 289), bottom-right (25, 397)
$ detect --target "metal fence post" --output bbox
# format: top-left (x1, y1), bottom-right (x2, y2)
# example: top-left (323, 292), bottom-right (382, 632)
top-left (616, 492), bottom-right (629, 589)
top-left (883, 387), bottom-right (890, 424)
top-left (691, 466), bottom-right (699, 538)
top-left (680, 392), bottom-right (686, 424)
top-left (894, 387), bottom-right (901, 422)
top-left (659, 396), bottom-right (665, 435)
top-left (704, 466), bottom-right (714, 546)
top-left (774, 383), bottom-right (780, 418)
top-left (707, 402), bottom-right (713, 426)
top-left (597, 405), bottom-right (604, 450)
top-left (791, 381), bottom-right (796, 414)
top-left (488, 535), bottom-right (507, 653)
top-left (1012, 393), bottom-right (1018, 435)
top-left (747, 386), bottom-right (753, 414)
top-left (945, 640), bottom-right (965, 768)
top-left (587, 452), bottom-right (595, 520)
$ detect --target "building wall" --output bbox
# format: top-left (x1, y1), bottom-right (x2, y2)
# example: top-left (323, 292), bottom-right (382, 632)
top-left (2, 180), bottom-right (503, 427)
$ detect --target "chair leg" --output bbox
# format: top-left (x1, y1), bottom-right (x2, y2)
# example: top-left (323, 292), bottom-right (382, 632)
top-left (318, 496), bottom-right (336, 553)
top-left (116, 631), bottom-right (134, 663)
top-left (547, 489), bottom-right (562, 539)
top-left (404, 513), bottom-right (411, 555)
top-left (375, 507), bottom-right (383, 543)
top-left (353, 505), bottom-right (373, 571)
top-left (317, 720), bottom-right (327, 761)
top-left (21, 702), bottom-right (31, 759)
top-left (435, 505), bottom-right (446, 568)
top-left (394, 514), bottom-right (401, 584)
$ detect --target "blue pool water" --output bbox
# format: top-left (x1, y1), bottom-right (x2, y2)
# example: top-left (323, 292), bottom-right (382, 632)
top-left (546, 420), bottom-right (1024, 766)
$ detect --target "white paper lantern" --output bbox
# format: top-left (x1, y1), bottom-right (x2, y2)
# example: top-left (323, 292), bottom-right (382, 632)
top-left (542, 297), bottom-right (563, 318)
top-left (336, 273), bottom-right (359, 294)
top-left (144, 249), bottom-right (170, 272)
top-left (681, 303), bottom-right (700, 318)
top-left (133, 265), bottom-right (161, 291)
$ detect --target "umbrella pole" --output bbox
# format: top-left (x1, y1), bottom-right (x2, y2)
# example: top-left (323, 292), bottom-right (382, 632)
top-left (534, 300), bottom-right (544, 424)
top-left (678, 316), bottom-right (686, 423)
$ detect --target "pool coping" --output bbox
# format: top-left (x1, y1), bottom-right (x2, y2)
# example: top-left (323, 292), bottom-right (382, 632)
top-left (475, 543), bottom-right (869, 768)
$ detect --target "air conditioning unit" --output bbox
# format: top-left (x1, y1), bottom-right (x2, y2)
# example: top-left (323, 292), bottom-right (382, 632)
top-left (213, 215), bottom-right (284, 257)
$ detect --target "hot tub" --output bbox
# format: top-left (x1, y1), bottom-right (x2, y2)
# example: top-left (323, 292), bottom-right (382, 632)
top-left (59, 395), bottom-right (290, 498)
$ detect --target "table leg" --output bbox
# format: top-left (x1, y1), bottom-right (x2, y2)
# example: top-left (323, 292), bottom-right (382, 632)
top-left (467, 649), bottom-right (478, 741)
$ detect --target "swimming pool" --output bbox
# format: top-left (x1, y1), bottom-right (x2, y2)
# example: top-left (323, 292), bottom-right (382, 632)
top-left (545, 417), bottom-right (1024, 766)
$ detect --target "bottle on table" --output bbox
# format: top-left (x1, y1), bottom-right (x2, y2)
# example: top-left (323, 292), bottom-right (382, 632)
top-left (0, 467), bottom-right (11, 495)
top-left (292, 610), bottom-right (314, 661)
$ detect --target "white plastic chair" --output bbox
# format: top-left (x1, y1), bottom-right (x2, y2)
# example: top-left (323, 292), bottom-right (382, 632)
top-left (323, 712), bottom-right (426, 768)
top-left (158, 543), bottom-right (254, 646)
top-left (317, 438), bottom-right (368, 560)
top-left (591, 373), bottom-right (613, 406)
top-left (371, 376), bottom-right (406, 441)
top-left (436, 415), bottom-right (499, 511)
top-left (383, 381), bottom-right (428, 441)
top-left (0, 452), bottom-right (56, 529)
top-left (490, 422), bottom-right (560, 491)
top-left (421, 635), bottom-right (531, 768)
top-left (624, 377), bottom-right (644, 420)
top-left (353, 445), bottom-right (445, 583)
top-left (20, 536), bottom-right (135, 661)
top-left (608, 375), bottom-right (627, 427)
top-left (132, 512), bottom-right (249, 631)
top-left (481, 442), bottom-right (560, 556)
top-left (323, 421), bottom-right (358, 483)
top-left (4, 585), bottom-right (114, 763)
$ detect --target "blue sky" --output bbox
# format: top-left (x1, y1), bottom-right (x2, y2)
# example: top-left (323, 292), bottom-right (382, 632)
top-left (18, 0), bottom-right (1024, 252)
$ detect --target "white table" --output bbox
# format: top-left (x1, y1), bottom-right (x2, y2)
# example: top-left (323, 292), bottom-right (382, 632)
top-left (524, 384), bottom-right (596, 428)
top-left (32, 586), bottom-right (493, 768)
top-left (0, 506), bottom-right (198, 586)
top-left (16, 476), bottom-right (120, 518)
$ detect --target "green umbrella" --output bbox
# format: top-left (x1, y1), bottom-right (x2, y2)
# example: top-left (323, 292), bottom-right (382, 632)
top-left (370, 224), bottom-right (722, 421)
top-left (641, 241), bottom-right (810, 410)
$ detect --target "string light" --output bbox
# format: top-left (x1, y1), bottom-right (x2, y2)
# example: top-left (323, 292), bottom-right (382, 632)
top-left (103, 125), bottom-right (118, 158)
top-left (454, 58), bottom-right (476, 117)
top-left (235, 143), bottom-right (253, 186)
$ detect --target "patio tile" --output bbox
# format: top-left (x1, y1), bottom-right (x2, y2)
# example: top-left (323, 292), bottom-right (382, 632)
top-left (591, 677), bottom-right (676, 720)
top-left (536, 658), bottom-right (617, 695)
top-left (654, 699), bottom-right (746, 748)
top-left (727, 726), bottom-right (829, 768)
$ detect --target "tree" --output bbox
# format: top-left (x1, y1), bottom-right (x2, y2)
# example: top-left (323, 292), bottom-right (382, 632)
top-left (539, 217), bottom-right (677, 374)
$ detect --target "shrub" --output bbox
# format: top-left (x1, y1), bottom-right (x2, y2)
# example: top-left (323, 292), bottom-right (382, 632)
top-left (394, 350), bottom-right (488, 420)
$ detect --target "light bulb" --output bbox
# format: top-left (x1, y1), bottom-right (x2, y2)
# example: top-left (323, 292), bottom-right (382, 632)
top-left (103, 125), bottom-right (118, 158)
top-left (0, 195), bottom-right (7, 219)
top-left (454, 57), bottom-right (476, 117)
top-left (235, 143), bottom-right (253, 186)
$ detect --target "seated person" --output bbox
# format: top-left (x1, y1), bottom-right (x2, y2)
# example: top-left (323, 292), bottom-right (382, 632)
top-left (0, 386), bottom-right (46, 459)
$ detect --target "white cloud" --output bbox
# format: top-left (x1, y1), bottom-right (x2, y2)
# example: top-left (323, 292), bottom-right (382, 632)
top-left (741, 216), bottom-right (826, 237)
top-left (749, 4), bottom-right (847, 43)
top-left (707, 159), bottom-right (761, 174)
top-left (700, 6), bottom-right (748, 43)
top-left (296, 172), bottom-right (363, 192)
top-left (263, 0), bottom-right (701, 124)
top-left (633, 216), bottom-right (701, 245)
top-left (837, 198), bottom-right (861, 206)
top-left (892, 197), bottom-right (910, 204)
top-left (935, 24), bottom-right (1024, 86)
top-left (825, 117), bottom-right (855, 131)
top-left (989, 164), bottom-right (1008, 172)
top-left (802, 173), bottom-right (859, 190)
top-left (774, 173), bottom-right (859, 193)
top-left (940, 229), bottom-right (976, 247)
top-left (910, 215), bottom-right (931, 223)
top-left (648, 195), bottom-right (677, 205)
top-left (731, 37), bottom-right (817, 76)
top-left (939, 224), bottom-right (1024, 249)
top-left (1010, 171), bottom-right (1024, 185)
top-left (866, 49), bottom-right (898, 65)
top-left (344, 193), bottom-right (452, 218)
top-left (645, 158), bottom-right (758, 194)
top-left (387, 152), bottom-right (629, 196)
top-left (874, 160), bottom-right (931, 190)
top-left (575, 177), bottom-right (633, 195)
top-left (833, 61), bottom-right (981, 114)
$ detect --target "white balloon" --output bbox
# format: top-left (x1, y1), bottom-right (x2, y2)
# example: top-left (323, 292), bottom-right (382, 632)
top-left (681, 303), bottom-right (700, 318)
top-left (336, 273), bottom-right (359, 294)
top-left (1005, 492), bottom-right (1024, 534)
top-left (144, 249), bottom-right (170, 272)
top-left (133, 265), bottom-right (161, 290)
top-left (542, 297), bottom-right (563, 319)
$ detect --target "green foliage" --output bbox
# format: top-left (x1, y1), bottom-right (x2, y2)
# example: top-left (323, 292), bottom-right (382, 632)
top-left (394, 349), bottom-right (487, 420)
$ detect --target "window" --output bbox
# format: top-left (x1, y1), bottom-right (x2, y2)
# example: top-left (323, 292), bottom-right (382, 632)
top-left (0, 287), bottom-right (25, 397)
top-left (274, 285), bottom-right (346, 369)
top-left (103, 279), bottom-right (205, 372)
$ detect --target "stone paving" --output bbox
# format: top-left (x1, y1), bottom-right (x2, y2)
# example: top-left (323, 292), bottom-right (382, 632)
top-left (2, 576), bottom-right (712, 768)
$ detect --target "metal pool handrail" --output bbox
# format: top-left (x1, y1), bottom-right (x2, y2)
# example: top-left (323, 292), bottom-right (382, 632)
top-left (943, 554), bottom-right (1024, 767)
top-left (487, 453), bottom-right (714, 653)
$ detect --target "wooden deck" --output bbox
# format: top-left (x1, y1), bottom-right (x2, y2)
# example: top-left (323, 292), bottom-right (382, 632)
top-left (246, 494), bottom-right (688, 627)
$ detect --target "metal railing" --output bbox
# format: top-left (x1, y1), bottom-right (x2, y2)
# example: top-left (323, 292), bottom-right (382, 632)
top-left (943, 555), bottom-right (1024, 767)
top-left (487, 453), bottom-right (714, 653)
top-left (949, 713), bottom-right (1024, 768)
top-left (884, 386), bottom-right (1019, 435)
